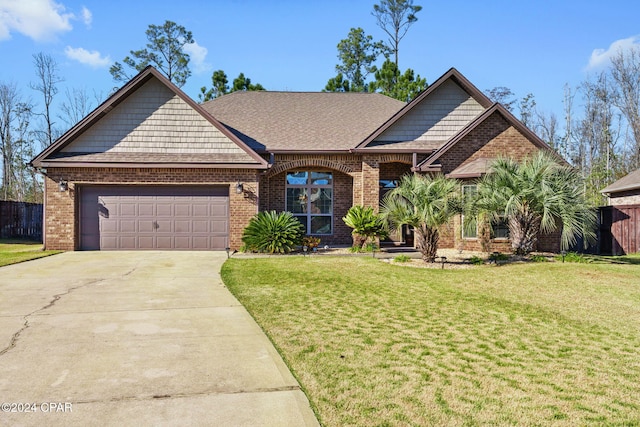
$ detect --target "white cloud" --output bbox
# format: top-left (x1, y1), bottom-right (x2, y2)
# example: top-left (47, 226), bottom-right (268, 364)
top-left (64, 46), bottom-right (110, 68)
top-left (183, 40), bottom-right (211, 74)
top-left (0, 0), bottom-right (74, 42)
top-left (586, 36), bottom-right (640, 70)
top-left (81, 6), bottom-right (92, 28)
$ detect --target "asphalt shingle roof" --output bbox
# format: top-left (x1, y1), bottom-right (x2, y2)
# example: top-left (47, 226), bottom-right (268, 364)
top-left (201, 91), bottom-right (406, 152)
top-left (601, 168), bottom-right (640, 194)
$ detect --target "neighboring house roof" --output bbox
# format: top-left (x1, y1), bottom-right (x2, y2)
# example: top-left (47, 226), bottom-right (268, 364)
top-left (31, 66), bottom-right (269, 169)
top-left (601, 169), bottom-right (640, 195)
top-left (355, 68), bottom-right (493, 153)
top-left (415, 103), bottom-right (552, 172)
top-left (201, 91), bottom-right (405, 152)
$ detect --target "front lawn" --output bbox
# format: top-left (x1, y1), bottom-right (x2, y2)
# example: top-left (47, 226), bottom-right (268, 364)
top-left (222, 256), bottom-right (640, 426)
top-left (0, 239), bottom-right (61, 267)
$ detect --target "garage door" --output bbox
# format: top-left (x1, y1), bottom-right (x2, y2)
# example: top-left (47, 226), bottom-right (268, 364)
top-left (79, 186), bottom-right (229, 250)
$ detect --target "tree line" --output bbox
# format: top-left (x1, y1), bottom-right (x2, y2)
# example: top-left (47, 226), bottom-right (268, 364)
top-left (2, 0), bottom-right (640, 207)
top-left (487, 49), bottom-right (640, 205)
top-left (0, 53), bottom-right (101, 203)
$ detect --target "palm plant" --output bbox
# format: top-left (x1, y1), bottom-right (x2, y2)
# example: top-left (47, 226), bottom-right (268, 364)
top-left (242, 211), bottom-right (304, 253)
top-left (467, 152), bottom-right (597, 255)
top-left (380, 174), bottom-right (461, 263)
top-left (342, 205), bottom-right (387, 249)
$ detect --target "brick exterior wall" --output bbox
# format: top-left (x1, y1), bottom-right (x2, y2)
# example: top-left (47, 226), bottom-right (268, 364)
top-left (258, 154), bottom-right (413, 246)
top-left (439, 112), bottom-right (540, 175)
top-left (608, 191), bottom-right (640, 206)
top-left (42, 113), bottom-right (562, 253)
top-left (43, 167), bottom-right (259, 251)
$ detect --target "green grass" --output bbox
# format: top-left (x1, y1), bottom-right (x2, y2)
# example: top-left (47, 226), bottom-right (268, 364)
top-left (0, 239), bottom-right (62, 267)
top-left (222, 256), bottom-right (640, 426)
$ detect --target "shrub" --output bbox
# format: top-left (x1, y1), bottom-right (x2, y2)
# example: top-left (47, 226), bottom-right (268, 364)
top-left (394, 254), bottom-right (411, 263)
top-left (242, 211), bottom-right (304, 254)
top-left (302, 236), bottom-right (321, 250)
top-left (343, 205), bottom-right (387, 249)
top-left (469, 256), bottom-right (484, 265)
top-left (489, 252), bottom-right (509, 263)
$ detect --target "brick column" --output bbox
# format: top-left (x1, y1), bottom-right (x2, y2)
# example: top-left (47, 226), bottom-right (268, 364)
top-left (44, 174), bottom-right (76, 250)
top-left (361, 156), bottom-right (380, 211)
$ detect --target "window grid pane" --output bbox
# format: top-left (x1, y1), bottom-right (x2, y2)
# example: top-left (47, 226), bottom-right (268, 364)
top-left (286, 171), bottom-right (333, 235)
top-left (286, 171), bottom-right (308, 186)
top-left (310, 216), bottom-right (332, 235)
top-left (286, 188), bottom-right (307, 213)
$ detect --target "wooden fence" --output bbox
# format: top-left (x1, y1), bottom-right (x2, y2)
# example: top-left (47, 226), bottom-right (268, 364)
top-left (0, 201), bottom-right (43, 241)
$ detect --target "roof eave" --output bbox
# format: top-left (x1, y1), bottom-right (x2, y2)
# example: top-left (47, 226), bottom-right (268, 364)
top-left (352, 148), bottom-right (435, 154)
top-left (35, 161), bottom-right (269, 169)
top-left (601, 184), bottom-right (640, 195)
top-left (446, 172), bottom-right (483, 179)
top-left (267, 149), bottom-right (352, 154)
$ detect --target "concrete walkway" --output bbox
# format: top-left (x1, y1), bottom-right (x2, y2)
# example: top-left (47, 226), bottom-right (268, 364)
top-left (0, 252), bottom-right (318, 427)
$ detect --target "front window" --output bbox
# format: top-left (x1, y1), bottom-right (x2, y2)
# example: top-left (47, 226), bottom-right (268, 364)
top-left (491, 217), bottom-right (510, 239)
top-left (286, 171), bottom-right (333, 235)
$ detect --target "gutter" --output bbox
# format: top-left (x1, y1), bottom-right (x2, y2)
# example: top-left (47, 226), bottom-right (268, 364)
top-left (34, 161), bottom-right (270, 169)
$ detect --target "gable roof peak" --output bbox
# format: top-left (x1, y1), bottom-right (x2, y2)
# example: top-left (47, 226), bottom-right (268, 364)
top-left (355, 67), bottom-right (492, 150)
top-left (31, 65), bottom-right (268, 168)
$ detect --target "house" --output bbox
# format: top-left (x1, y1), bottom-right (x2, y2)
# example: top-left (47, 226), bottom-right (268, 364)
top-left (599, 169), bottom-right (640, 254)
top-left (31, 66), bottom-right (560, 252)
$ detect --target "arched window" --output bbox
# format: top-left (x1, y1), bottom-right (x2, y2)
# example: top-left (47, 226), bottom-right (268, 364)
top-left (286, 171), bottom-right (333, 235)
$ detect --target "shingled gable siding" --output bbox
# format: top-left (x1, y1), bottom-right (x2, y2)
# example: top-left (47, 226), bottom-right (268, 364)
top-left (373, 80), bottom-right (484, 144)
top-left (42, 168), bottom-right (258, 251)
top-left (61, 78), bottom-right (251, 158)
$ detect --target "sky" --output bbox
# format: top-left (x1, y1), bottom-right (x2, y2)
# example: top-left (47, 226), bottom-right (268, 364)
top-left (1, 0), bottom-right (640, 135)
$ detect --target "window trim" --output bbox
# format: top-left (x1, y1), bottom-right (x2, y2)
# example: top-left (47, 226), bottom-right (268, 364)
top-left (285, 170), bottom-right (333, 235)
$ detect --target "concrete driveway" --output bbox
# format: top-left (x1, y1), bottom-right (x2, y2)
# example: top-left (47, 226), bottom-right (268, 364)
top-left (0, 251), bottom-right (318, 427)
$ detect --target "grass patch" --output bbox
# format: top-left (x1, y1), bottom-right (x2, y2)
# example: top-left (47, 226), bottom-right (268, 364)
top-left (393, 254), bottom-right (411, 263)
top-left (0, 239), bottom-right (61, 267)
top-left (222, 256), bottom-right (640, 426)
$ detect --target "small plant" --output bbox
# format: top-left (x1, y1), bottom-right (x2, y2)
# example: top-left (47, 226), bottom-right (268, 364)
top-left (343, 205), bottom-right (387, 249)
top-left (302, 236), bottom-right (321, 250)
top-left (530, 254), bottom-right (548, 262)
top-left (242, 211), bottom-right (304, 254)
top-left (348, 242), bottom-right (379, 253)
top-left (488, 252), bottom-right (509, 263)
top-left (362, 242), bottom-right (379, 252)
top-left (556, 252), bottom-right (592, 263)
top-left (469, 256), bottom-right (484, 265)
top-left (394, 254), bottom-right (411, 263)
